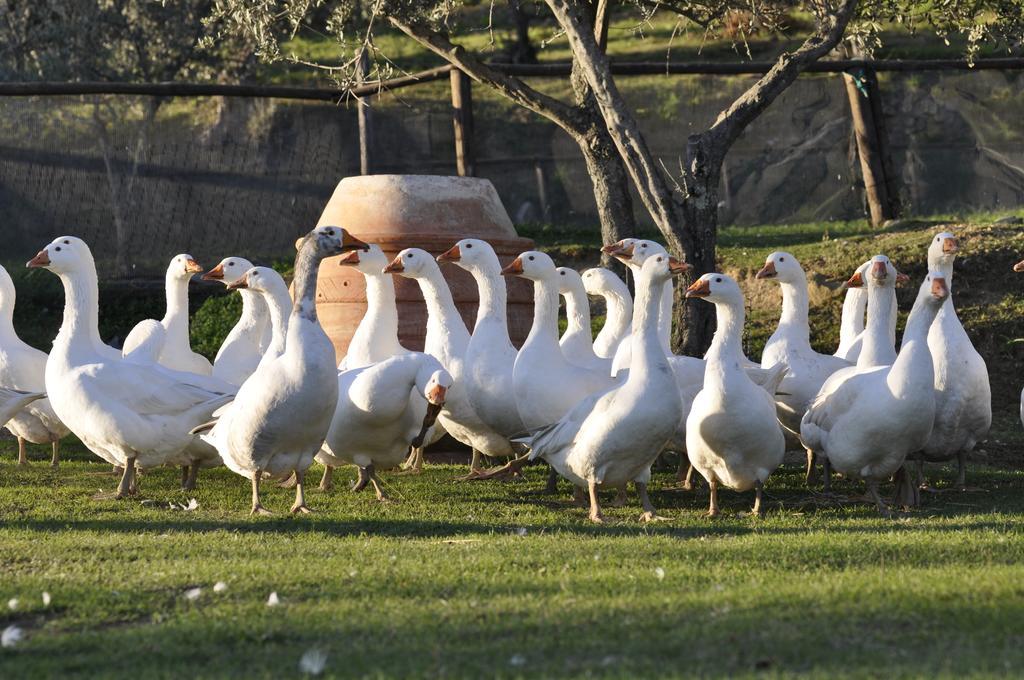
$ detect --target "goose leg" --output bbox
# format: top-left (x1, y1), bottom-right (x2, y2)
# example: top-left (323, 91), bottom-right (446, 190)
top-left (707, 479), bottom-right (720, 518)
top-left (544, 466), bottom-right (559, 494)
top-left (956, 450), bottom-right (967, 490)
top-left (277, 471), bottom-right (298, 489)
top-left (682, 464), bottom-right (697, 491)
top-left (115, 456), bottom-right (137, 499)
top-left (129, 462), bottom-right (140, 495)
top-left (636, 482), bottom-right (666, 522)
top-left (572, 485), bottom-right (587, 507)
top-left (184, 463), bottom-right (199, 492)
top-left (17, 437), bottom-right (27, 466)
top-left (455, 449), bottom-right (485, 481)
top-left (367, 465), bottom-right (390, 502)
top-left (112, 465), bottom-right (123, 476)
top-left (804, 448), bottom-right (816, 486)
top-left (866, 480), bottom-right (892, 518)
top-left (471, 453), bottom-right (530, 481)
top-left (350, 466), bottom-right (370, 493)
top-left (822, 458), bottom-right (832, 493)
top-left (180, 466), bottom-right (190, 490)
top-left (319, 465), bottom-right (335, 492)
top-left (50, 440), bottom-right (61, 468)
top-left (892, 464), bottom-right (920, 510)
top-left (290, 469), bottom-right (312, 514)
top-left (752, 480), bottom-right (765, 517)
top-left (587, 480), bottom-right (604, 524)
top-left (251, 470), bottom-right (272, 515)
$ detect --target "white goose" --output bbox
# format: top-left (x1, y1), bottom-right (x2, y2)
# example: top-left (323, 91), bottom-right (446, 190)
top-left (195, 227), bottom-right (365, 514)
top-left (385, 248), bottom-right (515, 477)
top-left (606, 239), bottom-right (674, 376)
top-left (337, 244), bottom-right (407, 370)
top-left (319, 353), bottom-right (451, 500)
top-left (582, 267), bottom-right (632, 360)
top-left (800, 272), bottom-right (949, 515)
top-left (436, 239), bottom-right (525, 438)
top-left (241, 267), bottom-right (292, 369)
top-left (914, 233), bottom-right (991, 488)
top-left (29, 237), bottom-right (233, 498)
top-left (685, 273), bottom-right (788, 517)
top-left (202, 257), bottom-right (269, 386)
top-left (557, 267), bottom-right (611, 373)
top-left (504, 251), bottom-right (617, 430)
top-left (122, 254), bottom-right (212, 375)
top-left (833, 267), bottom-right (868, 362)
top-left (512, 254), bottom-right (689, 522)
top-left (0, 265), bottom-right (70, 466)
top-left (756, 251), bottom-right (851, 481)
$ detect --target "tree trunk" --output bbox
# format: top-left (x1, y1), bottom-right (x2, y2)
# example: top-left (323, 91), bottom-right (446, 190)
top-left (576, 123), bottom-right (636, 263)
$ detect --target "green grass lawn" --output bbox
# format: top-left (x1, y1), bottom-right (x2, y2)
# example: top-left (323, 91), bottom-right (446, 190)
top-left (2, 439), bottom-right (1024, 678)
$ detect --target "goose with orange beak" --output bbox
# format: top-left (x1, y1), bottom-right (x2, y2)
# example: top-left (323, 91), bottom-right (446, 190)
top-left (121, 254), bottom-right (213, 376)
top-left (384, 247), bottom-right (517, 479)
top-left (319, 353), bottom-right (452, 502)
top-left (801, 272), bottom-right (950, 516)
top-left (684, 273), bottom-right (788, 518)
top-left (581, 267), bottom-right (633, 360)
top-left (201, 257), bottom-right (272, 387)
top-left (755, 251), bottom-right (852, 486)
top-left (912, 232), bottom-right (991, 490)
top-left (435, 238), bottom-right (525, 440)
top-left (512, 254), bottom-right (689, 523)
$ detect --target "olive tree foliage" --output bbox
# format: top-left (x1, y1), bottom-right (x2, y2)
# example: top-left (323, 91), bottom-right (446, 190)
top-left (206, 0), bottom-right (1024, 353)
top-left (0, 1), bottom-right (257, 274)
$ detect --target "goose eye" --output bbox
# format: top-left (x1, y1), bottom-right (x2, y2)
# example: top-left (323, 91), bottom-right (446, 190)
top-left (656, 256), bottom-right (663, 262)
top-left (228, 261), bottom-right (235, 266)
top-left (779, 257), bottom-right (785, 262)
top-left (325, 228), bottom-right (335, 236)
top-left (715, 277), bottom-right (722, 283)
top-left (63, 239), bottom-right (70, 245)
top-left (559, 271), bottom-right (565, 275)
top-left (465, 243), bottom-right (473, 249)
top-left (640, 243), bottom-right (648, 248)
top-left (528, 255), bottom-right (535, 261)
top-left (55, 246), bottom-right (61, 252)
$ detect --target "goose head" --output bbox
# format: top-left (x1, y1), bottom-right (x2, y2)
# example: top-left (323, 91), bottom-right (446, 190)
top-left (436, 238), bottom-right (501, 275)
top-left (755, 251), bottom-right (803, 283)
top-left (202, 257), bottom-right (255, 287)
top-left (601, 238), bottom-right (637, 260)
top-left (411, 365), bottom-right (453, 448)
top-left (605, 239), bottom-right (668, 270)
top-left (920, 271), bottom-right (950, 308)
top-left (555, 266), bottom-right (586, 295)
top-left (844, 255), bottom-right (910, 290)
top-left (641, 253), bottom-right (691, 284)
top-left (296, 225), bottom-right (367, 259)
top-left (384, 248), bottom-right (435, 278)
top-left (337, 243), bottom-right (388, 275)
top-left (581, 267), bottom-right (621, 298)
top-left (928, 231), bottom-right (958, 269)
top-left (501, 250), bottom-right (556, 281)
top-left (27, 236), bottom-right (95, 276)
top-left (685, 272), bottom-right (742, 306)
top-left (226, 266), bottom-right (276, 293)
top-left (168, 254), bottom-right (203, 281)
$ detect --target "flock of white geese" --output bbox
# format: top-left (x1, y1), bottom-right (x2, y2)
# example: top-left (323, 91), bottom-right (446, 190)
top-left (0, 228), bottom-right (1002, 520)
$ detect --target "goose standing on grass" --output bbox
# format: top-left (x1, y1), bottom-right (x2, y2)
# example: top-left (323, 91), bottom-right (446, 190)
top-left (582, 267), bottom-right (632, 360)
top-left (511, 255), bottom-right (689, 522)
top-left (685, 274), bottom-right (788, 517)
top-left (756, 251), bottom-right (851, 482)
top-left (801, 272), bottom-right (949, 516)
top-left (28, 237), bottom-right (233, 498)
top-left (0, 265), bottom-right (70, 466)
top-left (557, 266), bottom-right (611, 373)
top-left (0, 388), bottom-right (46, 431)
top-left (195, 227), bottom-right (365, 514)
top-left (202, 257), bottom-right (269, 386)
top-left (122, 254), bottom-right (212, 375)
top-left (914, 233), bottom-right (991, 489)
top-left (320, 354), bottom-right (451, 500)
top-left (437, 239), bottom-right (525, 438)
top-left (385, 248), bottom-right (515, 478)
top-left (504, 251), bottom-right (617, 430)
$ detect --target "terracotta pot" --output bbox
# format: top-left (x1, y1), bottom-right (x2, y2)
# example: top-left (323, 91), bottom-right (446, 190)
top-left (314, 175), bottom-right (535, 359)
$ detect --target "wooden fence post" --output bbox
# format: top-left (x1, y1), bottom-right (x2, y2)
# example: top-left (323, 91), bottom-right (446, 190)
top-left (356, 50), bottom-right (373, 175)
top-left (450, 69), bottom-right (475, 176)
top-left (843, 67), bottom-right (899, 226)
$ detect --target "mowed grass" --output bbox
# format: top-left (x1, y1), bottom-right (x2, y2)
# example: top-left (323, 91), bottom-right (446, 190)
top-left (2, 440), bottom-right (1024, 678)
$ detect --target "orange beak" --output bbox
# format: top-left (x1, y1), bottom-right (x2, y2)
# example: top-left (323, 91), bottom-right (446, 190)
top-left (667, 257), bottom-right (691, 275)
top-left (685, 278), bottom-right (711, 298)
top-left (896, 272), bottom-right (910, 285)
top-left (426, 384), bottom-right (447, 406)
top-left (202, 263), bottom-right (225, 281)
top-left (931, 276), bottom-right (948, 298)
top-left (437, 245), bottom-right (461, 263)
top-left (942, 237), bottom-right (958, 254)
top-left (26, 250), bottom-right (50, 268)
top-left (342, 230), bottom-right (369, 252)
top-left (185, 258), bottom-right (203, 274)
top-left (383, 255), bottom-right (405, 274)
top-left (501, 257), bottom-right (524, 277)
top-left (844, 271), bottom-right (864, 289)
top-left (226, 272), bottom-right (250, 290)
top-left (755, 260), bottom-right (777, 279)
top-left (870, 260), bottom-right (887, 280)
top-left (1014, 259), bottom-right (1024, 273)
top-left (337, 250), bottom-right (361, 266)
top-left (611, 242), bottom-right (635, 261)
top-left (601, 240), bottom-right (629, 256)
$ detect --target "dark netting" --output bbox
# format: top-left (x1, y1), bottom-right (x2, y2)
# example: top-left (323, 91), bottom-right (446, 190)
top-left (2, 69), bottom-right (1023, 280)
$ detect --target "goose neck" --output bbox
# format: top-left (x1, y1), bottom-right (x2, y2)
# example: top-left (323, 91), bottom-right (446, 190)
top-left (263, 288), bottom-right (289, 355)
top-left (417, 270), bottom-right (468, 344)
top-left (162, 274), bottom-right (191, 344)
top-left (839, 288), bottom-right (866, 345)
top-left (628, 273), bottom-right (668, 381)
top-left (860, 284), bottom-right (895, 365)
top-left (235, 289), bottom-right (263, 333)
top-left (705, 299), bottom-right (745, 377)
top-left (526, 277), bottom-right (561, 348)
top-left (563, 287), bottom-right (590, 338)
top-left (55, 269), bottom-right (102, 357)
top-left (658, 279), bottom-right (674, 350)
top-left (777, 278), bottom-right (810, 331)
top-left (603, 290), bottom-right (631, 338)
top-left (889, 294), bottom-right (940, 396)
top-left (363, 272), bottom-right (399, 332)
top-left (291, 247), bottom-right (321, 322)
top-left (471, 267), bottom-right (508, 330)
